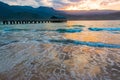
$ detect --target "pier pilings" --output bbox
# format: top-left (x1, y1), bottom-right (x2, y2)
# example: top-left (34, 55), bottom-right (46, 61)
top-left (0, 19), bottom-right (67, 25)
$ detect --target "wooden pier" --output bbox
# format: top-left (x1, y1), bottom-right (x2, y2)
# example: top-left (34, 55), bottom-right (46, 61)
top-left (0, 19), bottom-right (67, 25)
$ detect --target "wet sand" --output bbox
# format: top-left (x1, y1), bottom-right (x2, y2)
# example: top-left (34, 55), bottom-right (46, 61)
top-left (0, 41), bottom-right (120, 80)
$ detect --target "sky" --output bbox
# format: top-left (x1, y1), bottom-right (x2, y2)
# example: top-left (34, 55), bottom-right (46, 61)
top-left (0, 0), bottom-right (120, 10)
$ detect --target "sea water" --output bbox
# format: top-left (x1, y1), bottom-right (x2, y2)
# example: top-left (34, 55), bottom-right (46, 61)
top-left (0, 20), bottom-right (120, 80)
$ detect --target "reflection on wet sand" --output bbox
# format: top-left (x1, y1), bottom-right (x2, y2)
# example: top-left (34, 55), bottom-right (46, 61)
top-left (64, 31), bottom-right (120, 44)
top-left (0, 42), bottom-right (120, 80)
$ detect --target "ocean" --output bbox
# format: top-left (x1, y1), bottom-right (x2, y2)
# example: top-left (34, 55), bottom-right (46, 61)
top-left (0, 20), bottom-right (120, 80)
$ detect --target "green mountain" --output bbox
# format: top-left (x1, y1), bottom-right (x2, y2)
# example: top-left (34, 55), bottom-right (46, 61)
top-left (0, 1), bottom-right (120, 20)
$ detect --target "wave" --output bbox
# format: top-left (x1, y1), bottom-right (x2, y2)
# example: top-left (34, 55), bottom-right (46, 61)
top-left (3, 28), bottom-right (30, 32)
top-left (50, 39), bottom-right (120, 48)
top-left (2, 28), bottom-right (55, 32)
top-left (0, 40), bottom-right (19, 47)
top-left (72, 25), bottom-right (85, 27)
top-left (89, 27), bottom-right (120, 31)
top-left (56, 28), bottom-right (82, 33)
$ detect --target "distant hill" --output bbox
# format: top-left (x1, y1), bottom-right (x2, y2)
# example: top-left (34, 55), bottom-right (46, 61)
top-left (62, 10), bottom-right (118, 15)
top-left (0, 1), bottom-right (120, 20)
top-left (62, 10), bottom-right (120, 20)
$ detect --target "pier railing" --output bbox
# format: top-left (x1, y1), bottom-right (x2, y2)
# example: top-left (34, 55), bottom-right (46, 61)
top-left (0, 19), bottom-right (67, 25)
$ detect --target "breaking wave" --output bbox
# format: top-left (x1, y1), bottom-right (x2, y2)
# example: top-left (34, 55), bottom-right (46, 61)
top-left (50, 39), bottom-right (120, 48)
top-left (56, 28), bottom-right (82, 33)
top-left (89, 27), bottom-right (120, 31)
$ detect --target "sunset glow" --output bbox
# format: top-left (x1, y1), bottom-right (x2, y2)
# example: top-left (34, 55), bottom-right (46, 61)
top-left (63, 3), bottom-right (101, 10)
top-left (0, 0), bottom-right (120, 10)
top-left (59, 0), bottom-right (120, 10)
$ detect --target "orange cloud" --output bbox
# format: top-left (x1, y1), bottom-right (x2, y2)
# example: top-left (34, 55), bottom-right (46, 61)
top-left (0, 0), bottom-right (120, 10)
top-left (60, 0), bottom-right (120, 10)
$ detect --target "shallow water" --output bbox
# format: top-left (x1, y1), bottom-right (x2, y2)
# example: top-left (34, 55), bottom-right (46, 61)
top-left (0, 20), bottom-right (120, 80)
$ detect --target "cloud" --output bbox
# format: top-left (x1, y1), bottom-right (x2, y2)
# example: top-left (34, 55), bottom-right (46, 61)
top-left (69, 0), bottom-right (83, 2)
top-left (50, 0), bottom-right (70, 8)
top-left (100, 0), bottom-right (120, 6)
top-left (0, 0), bottom-right (39, 7)
top-left (0, 0), bottom-right (120, 10)
top-left (60, 0), bottom-right (120, 10)
top-left (38, 0), bottom-right (53, 7)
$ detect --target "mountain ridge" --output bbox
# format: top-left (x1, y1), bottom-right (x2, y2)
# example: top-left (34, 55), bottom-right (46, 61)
top-left (0, 1), bottom-right (120, 20)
